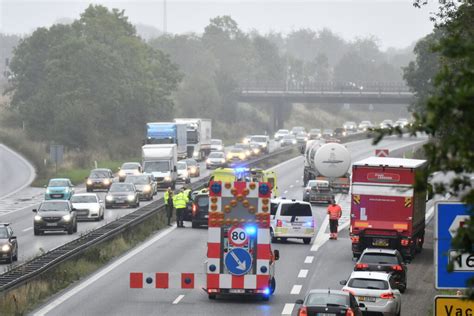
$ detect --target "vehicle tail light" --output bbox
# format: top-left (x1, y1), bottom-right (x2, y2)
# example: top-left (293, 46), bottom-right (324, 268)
top-left (391, 265), bottom-right (403, 271)
top-left (277, 220), bottom-right (282, 227)
top-left (400, 239), bottom-right (409, 246)
top-left (351, 235), bottom-right (360, 243)
top-left (192, 204), bottom-right (198, 216)
top-left (345, 308), bottom-right (355, 316)
top-left (355, 263), bottom-right (368, 270)
top-left (380, 292), bottom-right (394, 299)
top-left (305, 188), bottom-right (310, 192)
top-left (298, 306), bottom-right (308, 316)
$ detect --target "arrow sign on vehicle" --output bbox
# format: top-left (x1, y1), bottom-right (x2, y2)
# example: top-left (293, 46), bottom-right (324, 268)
top-left (230, 251), bottom-right (247, 270)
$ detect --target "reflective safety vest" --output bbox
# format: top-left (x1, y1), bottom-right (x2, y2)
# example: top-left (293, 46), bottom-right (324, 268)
top-left (327, 204), bottom-right (342, 220)
top-left (183, 189), bottom-right (191, 199)
top-left (173, 192), bottom-right (188, 209)
top-left (164, 190), bottom-right (173, 205)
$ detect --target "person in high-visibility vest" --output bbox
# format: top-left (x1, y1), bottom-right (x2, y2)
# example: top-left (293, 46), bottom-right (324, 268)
top-left (173, 188), bottom-right (189, 228)
top-left (164, 187), bottom-right (174, 226)
top-left (327, 200), bottom-right (342, 240)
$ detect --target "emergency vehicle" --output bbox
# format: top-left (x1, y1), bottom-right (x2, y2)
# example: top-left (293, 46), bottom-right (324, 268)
top-left (349, 157), bottom-right (427, 260)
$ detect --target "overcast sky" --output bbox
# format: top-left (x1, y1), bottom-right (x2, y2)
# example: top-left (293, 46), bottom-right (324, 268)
top-left (1, 0), bottom-right (439, 49)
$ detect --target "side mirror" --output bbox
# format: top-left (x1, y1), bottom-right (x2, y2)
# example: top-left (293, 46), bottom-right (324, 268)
top-left (339, 280), bottom-right (347, 286)
top-left (295, 299), bottom-right (304, 305)
top-left (99, 200), bottom-right (103, 204)
top-left (32, 209), bottom-right (37, 213)
top-left (274, 249), bottom-right (280, 261)
top-left (359, 303), bottom-right (366, 308)
top-left (72, 208), bottom-right (77, 212)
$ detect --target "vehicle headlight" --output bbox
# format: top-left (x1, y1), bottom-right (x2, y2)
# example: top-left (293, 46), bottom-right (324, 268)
top-left (239, 154), bottom-right (246, 159)
top-left (292, 140), bottom-right (297, 144)
top-left (206, 159), bottom-right (211, 164)
top-left (143, 185), bottom-right (151, 192)
top-left (64, 188), bottom-right (69, 193)
top-left (91, 206), bottom-right (100, 214)
top-left (86, 179), bottom-right (92, 185)
top-left (62, 214), bottom-right (72, 222)
top-left (1, 244), bottom-right (10, 252)
top-left (119, 170), bottom-right (126, 177)
top-left (127, 194), bottom-right (135, 201)
top-left (34, 215), bottom-right (43, 222)
top-left (190, 166), bottom-right (197, 173)
top-left (220, 159), bottom-right (226, 163)
top-left (164, 176), bottom-right (171, 182)
top-left (227, 153), bottom-right (233, 159)
top-left (134, 170), bottom-right (141, 175)
top-left (106, 195), bottom-right (114, 201)
top-left (103, 179), bottom-right (110, 185)
top-left (262, 143), bottom-right (267, 148)
top-left (193, 151), bottom-right (199, 157)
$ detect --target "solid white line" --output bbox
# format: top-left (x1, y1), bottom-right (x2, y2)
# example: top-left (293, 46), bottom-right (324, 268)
top-left (267, 156), bottom-right (302, 172)
top-left (298, 269), bottom-right (308, 278)
top-left (311, 215), bottom-right (329, 252)
top-left (290, 284), bottom-right (302, 295)
top-left (22, 227), bottom-right (33, 232)
top-left (33, 225), bottom-right (177, 316)
top-left (172, 294), bottom-right (185, 305)
top-left (304, 256), bottom-right (314, 264)
top-left (295, 180), bottom-right (299, 183)
top-left (282, 303), bottom-right (295, 315)
top-left (284, 190), bottom-right (288, 194)
top-left (289, 185), bottom-right (294, 188)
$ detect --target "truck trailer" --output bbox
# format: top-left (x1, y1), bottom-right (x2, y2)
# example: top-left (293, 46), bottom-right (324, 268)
top-left (145, 122), bottom-right (187, 159)
top-left (174, 118), bottom-right (212, 160)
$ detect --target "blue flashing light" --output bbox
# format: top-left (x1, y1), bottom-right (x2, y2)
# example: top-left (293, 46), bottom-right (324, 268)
top-left (260, 266), bottom-right (268, 273)
top-left (245, 225), bottom-right (257, 236)
top-left (209, 264), bottom-right (217, 272)
top-left (234, 167), bottom-right (248, 174)
top-left (304, 221), bottom-right (314, 227)
top-left (259, 183), bottom-right (270, 195)
top-left (211, 182), bottom-right (222, 194)
top-left (263, 287), bottom-right (271, 296)
top-left (146, 277), bottom-right (153, 284)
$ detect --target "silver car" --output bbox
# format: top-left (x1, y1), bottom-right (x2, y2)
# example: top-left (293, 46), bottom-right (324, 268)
top-left (71, 193), bottom-right (105, 221)
top-left (341, 271), bottom-right (402, 316)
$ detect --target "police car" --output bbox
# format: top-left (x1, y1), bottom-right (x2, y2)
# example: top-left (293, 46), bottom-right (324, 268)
top-left (270, 198), bottom-right (315, 244)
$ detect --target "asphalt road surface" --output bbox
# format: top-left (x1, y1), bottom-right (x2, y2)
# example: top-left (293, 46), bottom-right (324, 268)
top-left (0, 144), bottom-right (35, 199)
top-left (31, 135), bottom-right (435, 316)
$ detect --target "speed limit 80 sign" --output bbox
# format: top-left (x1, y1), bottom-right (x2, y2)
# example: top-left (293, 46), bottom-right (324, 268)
top-left (228, 227), bottom-right (248, 246)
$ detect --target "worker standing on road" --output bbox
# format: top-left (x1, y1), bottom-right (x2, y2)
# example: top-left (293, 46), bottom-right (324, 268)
top-left (164, 187), bottom-right (174, 226)
top-left (327, 200), bottom-right (342, 240)
top-left (173, 188), bottom-right (189, 228)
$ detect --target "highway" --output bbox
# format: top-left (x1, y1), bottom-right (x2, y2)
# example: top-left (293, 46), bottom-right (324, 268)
top-left (31, 135), bottom-right (433, 316)
top-left (0, 144), bottom-right (36, 199)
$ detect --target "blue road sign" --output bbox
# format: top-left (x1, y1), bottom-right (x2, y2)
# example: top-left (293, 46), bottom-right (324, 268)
top-left (225, 248), bottom-right (252, 276)
top-left (435, 201), bottom-right (474, 289)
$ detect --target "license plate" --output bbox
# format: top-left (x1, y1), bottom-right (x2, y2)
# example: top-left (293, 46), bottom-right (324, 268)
top-left (46, 223), bottom-right (57, 226)
top-left (358, 296), bottom-right (376, 302)
top-left (52, 194), bottom-right (62, 198)
top-left (373, 238), bottom-right (389, 247)
top-left (229, 289), bottom-right (245, 294)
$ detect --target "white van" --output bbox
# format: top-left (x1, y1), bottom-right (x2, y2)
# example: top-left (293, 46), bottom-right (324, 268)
top-left (270, 198), bottom-right (315, 244)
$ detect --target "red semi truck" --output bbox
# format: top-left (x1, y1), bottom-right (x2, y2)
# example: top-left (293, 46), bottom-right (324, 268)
top-left (350, 157), bottom-right (427, 260)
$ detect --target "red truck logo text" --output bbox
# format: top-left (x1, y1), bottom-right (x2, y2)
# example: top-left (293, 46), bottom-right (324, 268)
top-left (366, 172), bottom-right (400, 183)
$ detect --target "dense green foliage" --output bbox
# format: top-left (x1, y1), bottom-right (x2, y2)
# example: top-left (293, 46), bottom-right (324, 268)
top-left (8, 5), bottom-right (181, 154)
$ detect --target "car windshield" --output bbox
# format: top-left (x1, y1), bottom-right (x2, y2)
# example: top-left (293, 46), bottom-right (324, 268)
top-left (235, 144), bottom-right (249, 149)
top-left (360, 121), bottom-right (371, 125)
top-left (360, 253), bottom-right (399, 264)
top-left (125, 176), bottom-right (149, 184)
top-left (48, 180), bottom-right (68, 187)
top-left (109, 183), bottom-right (134, 192)
top-left (185, 160), bottom-right (197, 166)
top-left (211, 140), bottom-right (222, 145)
top-left (143, 161), bottom-right (169, 172)
top-left (306, 293), bottom-right (349, 306)
top-left (277, 130), bottom-right (289, 134)
top-left (250, 136), bottom-right (267, 142)
top-left (39, 202), bottom-right (69, 212)
top-left (177, 162), bottom-right (187, 170)
top-left (310, 129), bottom-right (321, 133)
top-left (270, 202), bottom-right (279, 216)
top-left (122, 163), bottom-right (139, 170)
top-left (71, 195), bottom-right (98, 203)
top-left (231, 148), bottom-right (244, 153)
top-left (209, 152), bottom-right (224, 158)
top-left (280, 203), bottom-right (313, 216)
top-left (196, 196), bottom-right (209, 208)
top-left (324, 129), bottom-right (333, 134)
top-left (0, 227), bottom-right (8, 238)
top-left (348, 278), bottom-right (388, 290)
top-left (307, 180), bottom-right (317, 188)
top-left (283, 135), bottom-right (295, 140)
top-left (89, 170), bottom-right (109, 178)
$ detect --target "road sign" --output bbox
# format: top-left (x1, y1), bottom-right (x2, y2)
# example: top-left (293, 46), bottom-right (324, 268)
top-left (375, 149), bottom-right (389, 157)
top-left (224, 248), bottom-right (252, 276)
top-left (435, 201), bottom-right (474, 289)
top-left (228, 227), bottom-right (248, 247)
top-left (434, 295), bottom-right (473, 315)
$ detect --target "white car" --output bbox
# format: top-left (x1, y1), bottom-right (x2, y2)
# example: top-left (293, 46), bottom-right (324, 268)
top-left (394, 118), bottom-right (409, 129)
top-left (176, 161), bottom-right (191, 184)
top-left (343, 121), bottom-right (357, 132)
top-left (274, 129), bottom-right (290, 141)
top-left (270, 198), bottom-right (315, 244)
top-left (379, 120), bottom-right (394, 129)
top-left (341, 271), bottom-right (402, 316)
top-left (358, 121), bottom-right (373, 131)
top-left (250, 135), bottom-right (270, 153)
top-left (70, 193), bottom-right (104, 221)
top-left (118, 162), bottom-right (142, 182)
top-left (210, 139), bottom-right (223, 152)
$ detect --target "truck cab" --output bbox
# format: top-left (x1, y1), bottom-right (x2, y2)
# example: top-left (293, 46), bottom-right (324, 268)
top-left (142, 144), bottom-right (178, 189)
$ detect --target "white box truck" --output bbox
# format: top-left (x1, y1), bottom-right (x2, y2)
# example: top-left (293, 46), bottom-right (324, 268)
top-left (142, 144), bottom-right (178, 189)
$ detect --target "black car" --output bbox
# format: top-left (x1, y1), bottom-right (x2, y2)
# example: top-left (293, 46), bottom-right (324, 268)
top-left (296, 289), bottom-right (362, 316)
top-left (354, 248), bottom-right (407, 293)
top-left (124, 174), bottom-right (156, 201)
top-left (105, 183), bottom-right (140, 209)
top-left (185, 158), bottom-right (201, 177)
top-left (0, 223), bottom-right (18, 263)
top-left (33, 200), bottom-right (78, 235)
top-left (86, 168), bottom-right (114, 192)
top-left (191, 190), bottom-right (209, 228)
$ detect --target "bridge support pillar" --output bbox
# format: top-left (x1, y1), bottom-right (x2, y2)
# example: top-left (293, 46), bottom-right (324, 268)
top-left (272, 100), bottom-right (285, 132)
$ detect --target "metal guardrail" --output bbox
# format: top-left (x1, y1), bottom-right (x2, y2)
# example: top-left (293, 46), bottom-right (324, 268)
top-left (240, 81), bottom-right (411, 93)
top-left (0, 146), bottom-right (296, 293)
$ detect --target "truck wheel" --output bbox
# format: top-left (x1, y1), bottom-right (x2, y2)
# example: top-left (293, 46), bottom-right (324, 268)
top-left (34, 228), bottom-right (40, 236)
top-left (270, 277), bottom-right (276, 294)
top-left (270, 229), bottom-right (277, 243)
top-left (303, 238), bottom-right (311, 244)
top-left (67, 225), bottom-right (74, 235)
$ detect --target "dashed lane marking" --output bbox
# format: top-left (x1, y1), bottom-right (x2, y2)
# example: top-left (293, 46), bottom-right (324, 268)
top-left (22, 227), bottom-right (33, 232)
top-left (289, 185), bottom-right (294, 188)
top-left (282, 303), bottom-right (295, 315)
top-left (284, 190), bottom-right (288, 194)
top-left (298, 269), bottom-right (308, 278)
top-left (295, 180), bottom-right (299, 183)
top-left (290, 285), bottom-right (302, 295)
top-left (304, 256), bottom-right (314, 264)
top-left (172, 295), bottom-right (185, 304)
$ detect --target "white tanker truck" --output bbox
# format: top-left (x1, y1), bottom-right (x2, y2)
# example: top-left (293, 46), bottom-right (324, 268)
top-left (303, 141), bottom-right (351, 193)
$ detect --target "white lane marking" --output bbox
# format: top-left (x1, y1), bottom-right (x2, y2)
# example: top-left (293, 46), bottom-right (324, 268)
top-left (289, 185), bottom-right (294, 188)
top-left (311, 215), bottom-right (329, 252)
top-left (267, 156), bottom-right (302, 172)
top-left (22, 227), bottom-right (33, 232)
top-left (284, 190), bottom-right (288, 194)
top-left (290, 284), bottom-right (302, 295)
top-left (298, 269), bottom-right (308, 278)
top-left (295, 180), bottom-right (299, 183)
top-left (282, 303), bottom-right (295, 315)
top-left (304, 256), bottom-right (314, 264)
top-left (33, 225), bottom-right (177, 316)
top-left (172, 294), bottom-right (185, 304)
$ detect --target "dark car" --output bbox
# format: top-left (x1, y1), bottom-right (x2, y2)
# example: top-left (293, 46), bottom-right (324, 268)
top-left (185, 158), bottom-right (201, 177)
top-left (354, 248), bottom-right (408, 293)
top-left (86, 168), bottom-right (114, 192)
top-left (105, 183), bottom-right (140, 209)
top-left (334, 127), bottom-right (347, 138)
top-left (296, 289), bottom-right (363, 316)
top-left (33, 200), bottom-right (78, 235)
top-left (0, 223), bottom-right (18, 263)
top-left (124, 174), bottom-right (155, 201)
top-left (191, 189), bottom-right (209, 228)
